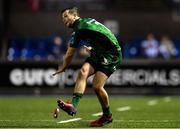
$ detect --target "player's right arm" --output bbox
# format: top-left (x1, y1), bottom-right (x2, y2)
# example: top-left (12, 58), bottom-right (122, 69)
top-left (52, 47), bottom-right (76, 76)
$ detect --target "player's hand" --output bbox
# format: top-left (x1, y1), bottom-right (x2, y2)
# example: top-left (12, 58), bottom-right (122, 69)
top-left (52, 68), bottom-right (65, 76)
top-left (83, 45), bottom-right (93, 53)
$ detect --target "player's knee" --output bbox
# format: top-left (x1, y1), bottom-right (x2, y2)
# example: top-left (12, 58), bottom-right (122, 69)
top-left (78, 67), bottom-right (89, 79)
top-left (93, 85), bottom-right (101, 92)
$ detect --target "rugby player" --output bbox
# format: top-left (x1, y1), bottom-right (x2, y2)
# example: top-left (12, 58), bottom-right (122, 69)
top-left (53, 7), bottom-right (122, 127)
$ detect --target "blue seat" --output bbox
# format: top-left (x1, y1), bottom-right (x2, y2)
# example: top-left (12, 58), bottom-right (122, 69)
top-left (173, 38), bottom-right (180, 57)
top-left (124, 38), bottom-right (143, 59)
top-left (7, 39), bottom-right (24, 60)
top-left (21, 39), bottom-right (37, 60)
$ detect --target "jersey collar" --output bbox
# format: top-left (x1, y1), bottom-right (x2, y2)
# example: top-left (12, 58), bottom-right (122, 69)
top-left (72, 18), bottom-right (81, 29)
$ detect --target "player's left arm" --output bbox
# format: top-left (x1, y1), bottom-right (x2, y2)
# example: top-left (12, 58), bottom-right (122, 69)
top-left (53, 47), bottom-right (76, 76)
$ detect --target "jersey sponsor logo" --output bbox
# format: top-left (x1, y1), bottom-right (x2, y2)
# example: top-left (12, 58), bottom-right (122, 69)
top-left (113, 66), bottom-right (117, 71)
top-left (101, 57), bottom-right (110, 65)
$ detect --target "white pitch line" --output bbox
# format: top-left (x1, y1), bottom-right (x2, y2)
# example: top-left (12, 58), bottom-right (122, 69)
top-left (116, 106), bottom-right (131, 112)
top-left (164, 97), bottom-right (171, 102)
top-left (92, 112), bottom-right (102, 116)
top-left (1, 119), bottom-right (179, 123)
top-left (57, 118), bottom-right (82, 124)
top-left (147, 100), bottom-right (158, 106)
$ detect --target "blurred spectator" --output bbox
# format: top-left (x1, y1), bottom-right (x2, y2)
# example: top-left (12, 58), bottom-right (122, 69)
top-left (159, 35), bottom-right (177, 59)
top-left (141, 33), bottom-right (159, 58)
top-left (7, 36), bottom-right (67, 61)
top-left (47, 36), bottom-right (66, 61)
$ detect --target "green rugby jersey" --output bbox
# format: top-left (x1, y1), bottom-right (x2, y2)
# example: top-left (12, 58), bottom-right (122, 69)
top-left (69, 18), bottom-right (121, 53)
top-left (69, 18), bottom-right (122, 73)
top-left (69, 18), bottom-right (122, 65)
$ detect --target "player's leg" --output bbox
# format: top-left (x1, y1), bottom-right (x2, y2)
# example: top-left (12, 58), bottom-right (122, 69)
top-left (57, 62), bottom-right (94, 116)
top-left (93, 72), bottom-right (110, 112)
top-left (90, 71), bottom-right (113, 127)
top-left (72, 62), bottom-right (95, 108)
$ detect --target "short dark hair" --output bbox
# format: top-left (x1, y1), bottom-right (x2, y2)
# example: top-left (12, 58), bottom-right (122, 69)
top-left (61, 7), bottom-right (79, 16)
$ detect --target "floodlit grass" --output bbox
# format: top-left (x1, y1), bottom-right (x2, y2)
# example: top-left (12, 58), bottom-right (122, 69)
top-left (0, 96), bottom-right (180, 128)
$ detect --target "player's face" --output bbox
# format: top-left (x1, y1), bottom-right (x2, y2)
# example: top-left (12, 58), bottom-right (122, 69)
top-left (62, 10), bottom-right (76, 27)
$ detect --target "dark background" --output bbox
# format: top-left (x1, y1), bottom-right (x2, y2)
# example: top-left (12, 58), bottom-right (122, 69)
top-left (0, 0), bottom-right (180, 95)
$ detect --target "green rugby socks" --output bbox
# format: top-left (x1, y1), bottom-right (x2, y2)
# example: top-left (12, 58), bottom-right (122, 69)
top-left (102, 106), bottom-right (112, 116)
top-left (72, 93), bottom-right (83, 108)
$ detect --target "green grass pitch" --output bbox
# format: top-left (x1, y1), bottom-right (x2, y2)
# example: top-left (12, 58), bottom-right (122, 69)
top-left (0, 95), bottom-right (180, 128)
